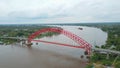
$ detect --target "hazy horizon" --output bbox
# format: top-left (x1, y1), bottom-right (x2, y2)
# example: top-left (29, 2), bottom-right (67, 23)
top-left (0, 22), bottom-right (120, 25)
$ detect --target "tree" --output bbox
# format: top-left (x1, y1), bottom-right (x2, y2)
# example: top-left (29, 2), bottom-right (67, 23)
top-left (115, 62), bottom-right (120, 68)
top-left (17, 32), bottom-right (24, 37)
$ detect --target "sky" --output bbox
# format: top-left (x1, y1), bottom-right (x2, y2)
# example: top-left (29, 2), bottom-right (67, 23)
top-left (0, 0), bottom-right (120, 24)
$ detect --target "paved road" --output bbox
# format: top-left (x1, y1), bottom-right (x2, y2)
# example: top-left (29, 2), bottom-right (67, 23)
top-left (92, 48), bottom-right (120, 55)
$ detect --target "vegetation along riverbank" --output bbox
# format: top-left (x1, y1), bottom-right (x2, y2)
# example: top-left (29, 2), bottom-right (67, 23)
top-left (0, 25), bottom-right (60, 44)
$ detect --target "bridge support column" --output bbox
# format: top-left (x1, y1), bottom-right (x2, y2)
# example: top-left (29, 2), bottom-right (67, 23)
top-left (26, 42), bottom-right (32, 48)
top-left (22, 40), bottom-right (26, 45)
top-left (106, 52), bottom-right (109, 59)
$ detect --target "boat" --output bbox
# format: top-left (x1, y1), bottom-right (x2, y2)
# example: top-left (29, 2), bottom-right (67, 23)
top-left (78, 27), bottom-right (83, 30)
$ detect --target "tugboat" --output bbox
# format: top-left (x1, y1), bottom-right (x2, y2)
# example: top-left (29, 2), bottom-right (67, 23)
top-left (78, 27), bottom-right (83, 30)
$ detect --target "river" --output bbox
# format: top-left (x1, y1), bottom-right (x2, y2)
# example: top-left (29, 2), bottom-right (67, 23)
top-left (0, 25), bottom-right (107, 68)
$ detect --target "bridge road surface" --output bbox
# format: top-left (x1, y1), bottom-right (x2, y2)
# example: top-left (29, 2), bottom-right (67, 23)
top-left (1, 37), bottom-right (120, 55)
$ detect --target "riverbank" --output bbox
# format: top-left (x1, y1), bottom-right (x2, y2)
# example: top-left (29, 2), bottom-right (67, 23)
top-left (84, 23), bottom-right (120, 68)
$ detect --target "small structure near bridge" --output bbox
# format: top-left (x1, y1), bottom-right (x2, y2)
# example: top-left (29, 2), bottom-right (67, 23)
top-left (0, 41), bottom-right (4, 45)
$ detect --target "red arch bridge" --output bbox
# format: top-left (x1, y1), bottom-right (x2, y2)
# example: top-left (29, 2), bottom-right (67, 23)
top-left (28, 27), bottom-right (92, 55)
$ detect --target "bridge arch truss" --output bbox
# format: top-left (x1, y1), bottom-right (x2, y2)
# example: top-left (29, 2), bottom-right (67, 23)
top-left (28, 27), bottom-right (92, 55)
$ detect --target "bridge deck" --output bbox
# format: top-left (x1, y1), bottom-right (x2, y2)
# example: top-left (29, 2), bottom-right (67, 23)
top-left (0, 37), bottom-right (120, 55)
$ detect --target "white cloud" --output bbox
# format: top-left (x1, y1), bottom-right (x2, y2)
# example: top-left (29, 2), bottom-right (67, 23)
top-left (0, 0), bottom-right (120, 24)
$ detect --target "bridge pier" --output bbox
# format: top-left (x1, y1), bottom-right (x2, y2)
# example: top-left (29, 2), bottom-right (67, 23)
top-left (106, 52), bottom-right (110, 59)
top-left (26, 42), bottom-right (32, 48)
top-left (19, 39), bottom-right (32, 48)
top-left (19, 39), bottom-right (26, 46)
top-left (22, 40), bottom-right (26, 45)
